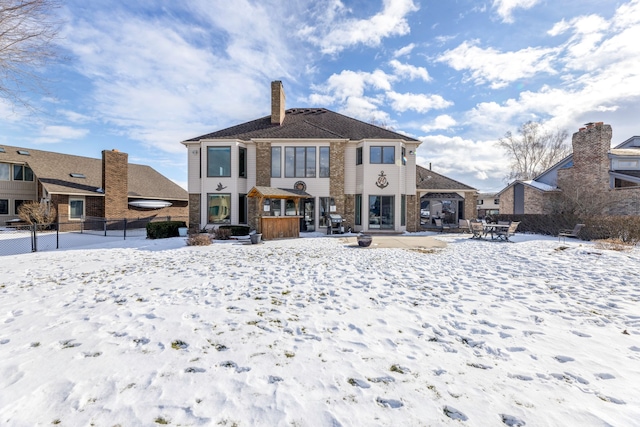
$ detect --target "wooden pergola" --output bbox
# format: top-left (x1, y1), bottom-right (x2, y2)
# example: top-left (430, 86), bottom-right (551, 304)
top-left (247, 186), bottom-right (307, 240)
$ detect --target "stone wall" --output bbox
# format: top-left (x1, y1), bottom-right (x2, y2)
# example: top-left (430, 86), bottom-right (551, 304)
top-left (255, 141), bottom-right (271, 187)
top-left (330, 141), bottom-right (346, 219)
top-left (188, 193), bottom-right (201, 230)
top-left (406, 194), bottom-right (419, 232)
top-left (463, 191), bottom-right (478, 220)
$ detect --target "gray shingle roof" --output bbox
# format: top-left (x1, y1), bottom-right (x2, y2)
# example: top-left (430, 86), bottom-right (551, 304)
top-left (184, 108), bottom-right (420, 142)
top-left (416, 165), bottom-right (476, 191)
top-left (0, 145), bottom-right (187, 201)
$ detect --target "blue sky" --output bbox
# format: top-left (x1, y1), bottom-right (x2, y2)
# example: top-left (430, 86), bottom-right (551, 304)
top-left (2, 0), bottom-right (639, 192)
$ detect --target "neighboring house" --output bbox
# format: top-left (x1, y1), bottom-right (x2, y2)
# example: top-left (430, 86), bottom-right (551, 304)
top-left (416, 166), bottom-right (477, 225)
top-left (476, 193), bottom-right (500, 218)
top-left (497, 122), bottom-right (640, 215)
top-left (182, 81), bottom-right (477, 234)
top-left (0, 146), bottom-right (188, 224)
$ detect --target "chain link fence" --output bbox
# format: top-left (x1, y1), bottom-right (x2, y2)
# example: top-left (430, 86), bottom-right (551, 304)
top-left (0, 216), bottom-right (188, 256)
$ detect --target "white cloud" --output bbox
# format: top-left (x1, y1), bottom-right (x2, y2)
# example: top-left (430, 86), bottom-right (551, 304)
top-left (300, 0), bottom-right (419, 55)
top-left (437, 40), bottom-right (558, 89)
top-left (492, 0), bottom-right (541, 23)
top-left (386, 91), bottom-right (452, 113)
top-left (389, 59), bottom-right (430, 81)
top-left (393, 43), bottom-right (416, 58)
top-left (420, 115), bottom-right (457, 132)
top-left (34, 125), bottom-right (89, 144)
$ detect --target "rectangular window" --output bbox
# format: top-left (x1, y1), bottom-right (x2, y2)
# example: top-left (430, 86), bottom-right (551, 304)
top-left (401, 147), bottom-right (406, 166)
top-left (285, 147), bottom-right (316, 178)
top-left (356, 147), bottom-right (363, 165)
top-left (478, 200), bottom-right (484, 205)
top-left (238, 194), bottom-right (247, 224)
top-left (0, 163), bottom-right (9, 180)
top-left (207, 147), bottom-right (231, 177)
top-left (12, 165), bottom-right (34, 181)
top-left (269, 199), bottom-right (282, 216)
top-left (370, 146), bottom-right (395, 164)
top-left (207, 193), bottom-right (231, 224)
top-left (494, 199), bottom-right (500, 205)
top-left (319, 147), bottom-right (330, 177)
top-left (271, 147), bottom-right (281, 178)
top-left (319, 197), bottom-right (334, 227)
top-left (355, 194), bottom-right (362, 226)
top-left (239, 147), bottom-right (247, 178)
top-left (401, 194), bottom-right (406, 226)
top-left (285, 199), bottom-right (297, 216)
top-left (369, 195), bottom-right (394, 229)
top-left (0, 199), bottom-right (8, 215)
top-left (69, 198), bottom-right (84, 219)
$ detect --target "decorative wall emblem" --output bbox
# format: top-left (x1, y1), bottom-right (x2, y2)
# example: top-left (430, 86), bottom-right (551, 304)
top-left (375, 171), bottom-right (389, 189)
top-left (216, 182), bottom-right (227, 191)
top-left (294, 181), bottom-right (307, 192)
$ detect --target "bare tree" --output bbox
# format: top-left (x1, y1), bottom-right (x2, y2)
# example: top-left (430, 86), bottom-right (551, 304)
top-left (0, 0), bottom-right (61, 109)
top-left (497, 121), bottom-right (570, 182)
top-left (18, 200), bottom-right (56, 225)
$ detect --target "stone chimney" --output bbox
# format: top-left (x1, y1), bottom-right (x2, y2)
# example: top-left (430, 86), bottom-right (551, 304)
top-left (102, 149), bottom-right (129, 219)
top-left (271, 80), bottom-right (286, 125)
top-left (571, 121), bottom-right (612, 192)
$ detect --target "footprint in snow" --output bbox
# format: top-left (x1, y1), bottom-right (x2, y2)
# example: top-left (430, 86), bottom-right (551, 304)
top-left (595, 373), bottom-right (615, 380)
top-left (553, 355), bottom-right (575, 363)
top-left (443, 405), bottom-right (467, 421)
top-left (268, 376), bottom-right (283, 384)
top-left (185, 367), bottom-right (206, 373)
top-left (570, 330), bottom-right (591, 338)
top-left (376, 397), bottom-right (403, 408)
top-left (501, 413), bottom-right (526, 426)
top-left (347, 378), bottom-right (370, 388)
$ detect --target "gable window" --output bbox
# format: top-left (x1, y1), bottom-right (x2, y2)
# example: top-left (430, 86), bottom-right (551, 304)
top-left (285, 147), bottom-right (316, 178)
top-left (271, 147), bottom-right (281, 178)
top-left (0, 199), bottom-right (8, 215)
top-left (319, 146), bottom-right (330, 177)
top-left (13, 165), bottom-right (34, 181)
top-left (0, 163), bottom-right (9, 180)
top-left (207, 146), bottom-right (231, 177)
top-left (370, 146), bottom-right (395, 164)
top-left (207, 193), bottom-right (231, 224)
top-left (356, 147), bottom-right (363, 165)
top-left (239, 147), bottom-right (247, 178)
top-left (69, 198), bottom-right (84, 219)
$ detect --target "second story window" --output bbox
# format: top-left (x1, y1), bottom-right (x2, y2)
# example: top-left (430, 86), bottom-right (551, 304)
top-left (285, 147), bottom-right (316, 178)
top-left (13, 165), bottom-right (34, 181)
top-left (207, 146), bottom-right (231, 177)
top-left (319, 146), bottom-right (330, 177)
top-left (271, 147), bottom-right (281, 178)
top-left (239, 147), bottom-right (247, 178)
top-left (370, 146), bottom-right (395, 164)
top-left (356, 147), bottom-right (363, 165)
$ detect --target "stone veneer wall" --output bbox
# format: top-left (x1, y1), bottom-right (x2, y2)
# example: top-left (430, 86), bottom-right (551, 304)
top-left (565, 123), bottom-right (612, 195)
top-left (249, 140), bottom-right (272, 233)
top-left (406, 194), bottom-right (418, 232)
top-left (330, 141), bottom-right (346, 220)
top-left (188, 194), bottom-right (201, 230)
top-left (463, 192), bottom-right (478, 220)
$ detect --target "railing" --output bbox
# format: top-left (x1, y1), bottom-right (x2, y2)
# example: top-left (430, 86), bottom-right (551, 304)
top-left (0, 216), bottom-right (189, 256)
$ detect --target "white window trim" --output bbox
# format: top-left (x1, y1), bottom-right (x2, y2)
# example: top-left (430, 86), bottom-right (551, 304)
top-left (69, 197), bottom-right (85, 220)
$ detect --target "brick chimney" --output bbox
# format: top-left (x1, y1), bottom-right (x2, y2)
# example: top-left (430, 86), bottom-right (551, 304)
top-left (571, 122), bottom-right (612, 192)
top-left (271, 80), bottom-right (286, 125)
top-left (102, 149), bottom-right (129, 219)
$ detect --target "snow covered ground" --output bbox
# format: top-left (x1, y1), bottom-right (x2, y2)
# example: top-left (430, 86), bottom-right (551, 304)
top-left (1, 233), bottom-right (639, 426)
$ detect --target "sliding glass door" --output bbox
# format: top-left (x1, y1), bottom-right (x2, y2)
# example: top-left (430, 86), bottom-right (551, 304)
top-left (369, 195), bottom-right (394, 229)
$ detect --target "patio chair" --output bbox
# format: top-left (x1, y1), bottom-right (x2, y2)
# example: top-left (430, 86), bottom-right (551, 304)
top-left (558, 224), bottom-right (585, 242)
top-left (434, 218), bottom-right (450, 232)
top-left (470, 221), bottom-right (485, 239)
top-left (458, 219), bottom-right (472, 233)
top-left (496, 221), bottom-right (520, 242)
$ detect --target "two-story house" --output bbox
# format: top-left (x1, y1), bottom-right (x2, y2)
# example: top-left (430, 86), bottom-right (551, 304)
top-left (182, 81), bottom-right (477, 235)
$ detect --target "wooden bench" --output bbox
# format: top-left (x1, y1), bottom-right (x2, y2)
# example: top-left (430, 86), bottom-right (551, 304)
top-left (558, 224), bottom-right (585, 242)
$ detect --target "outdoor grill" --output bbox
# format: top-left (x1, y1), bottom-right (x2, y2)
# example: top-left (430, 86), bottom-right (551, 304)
top-left (326, 214), bottom-right (344, 234)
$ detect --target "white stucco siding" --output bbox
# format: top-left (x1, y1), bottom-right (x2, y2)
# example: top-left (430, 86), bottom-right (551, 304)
top-left (344, 145), bottom-right (357, 194)
top-left (185, 143), bottom-right (201, 193)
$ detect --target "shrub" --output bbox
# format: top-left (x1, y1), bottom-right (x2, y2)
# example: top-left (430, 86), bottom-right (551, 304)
top-left (213, 227), bottom-right (232, 240)
top-left (18, 201), bottom-right (57, 228)
top-left (146, 221), bottom-right (187, 239)
top-left (186, 234), bottom-right (211, 246)
top-left (218, 225), bottom-right (251, 236)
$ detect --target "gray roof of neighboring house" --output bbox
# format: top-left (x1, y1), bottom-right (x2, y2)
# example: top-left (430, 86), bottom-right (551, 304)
top-left (612, 170), bottom-right (640, 180)
top-left (184, 108), bottom-right (420, 142)
top-left (416, 165), bottom-right (476, 191)
top-left (0, 145), bottom-right (187, 200)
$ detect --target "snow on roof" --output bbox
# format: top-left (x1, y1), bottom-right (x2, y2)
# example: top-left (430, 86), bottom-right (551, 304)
top-left (524, 180), bottom-right (557, 191)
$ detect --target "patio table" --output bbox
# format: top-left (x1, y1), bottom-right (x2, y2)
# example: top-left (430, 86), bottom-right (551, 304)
top-left (483, 223), bottom-right (510, 240)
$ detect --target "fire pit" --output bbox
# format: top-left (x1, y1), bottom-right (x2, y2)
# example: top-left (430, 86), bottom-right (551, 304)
top-left (357, 234), bottom-right (373, 247)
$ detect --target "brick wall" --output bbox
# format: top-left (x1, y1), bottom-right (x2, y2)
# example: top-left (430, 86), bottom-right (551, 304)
top-left (499, 187), bottom-right (514, 214)
top-left (523, 187), bottom-right (547, 214)
top-left (406, 194), bottom-right (419, 232)
top-left (189, 193), bottom-right (201, 230)
top-left (271, 81), bottom-right (285, 125)
top-left (463, 191), bottom-right (478, 220)
top-left (568, 123), bottom-right (612, 195)
top-left (102, 150), bottom-right (129, 219)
